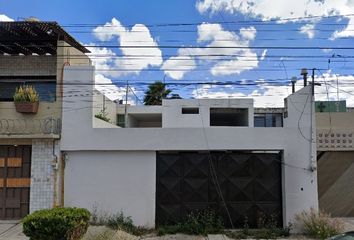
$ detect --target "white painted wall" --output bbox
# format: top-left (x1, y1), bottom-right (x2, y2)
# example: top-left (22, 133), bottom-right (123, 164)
top-left (283, 86), bottom-right (318, 226)
top-left (162, 99), bottom-right (254, 128)
top-left (64, 151), bottom-right (156, 227)
top-left (61, 66), bottom-right (318, 229)
top-left (92, 90), bottom-right (117, 126)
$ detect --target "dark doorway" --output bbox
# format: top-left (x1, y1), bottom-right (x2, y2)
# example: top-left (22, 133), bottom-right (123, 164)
top-left (0, 145), bottom-right (31, 219)
top-left (156, 151), bottom-right (282, 228)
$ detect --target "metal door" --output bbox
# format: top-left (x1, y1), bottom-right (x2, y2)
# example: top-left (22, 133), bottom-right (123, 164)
top-left (0, 145), bottom-right (31, 219)
top-left (156, 151), bottom-right (282, 228)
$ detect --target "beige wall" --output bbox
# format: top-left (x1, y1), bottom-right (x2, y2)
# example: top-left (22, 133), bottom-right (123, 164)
top-left (0, 54), bottom-right (60, 136)
top-left (318, 151), bottom-right (354, 216)
top-left (56, 41), bottom-right (91, 133)
top-left (316, 112), bottom-right (354, 151)
top-left (0, 40), bottom-right (91, 138)
top-left (316, 112), bottom-right (354, 129)
top-left (0, 55), bottom-right (57, 76)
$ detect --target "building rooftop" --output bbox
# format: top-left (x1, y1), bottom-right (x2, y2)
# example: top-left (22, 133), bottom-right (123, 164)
top-left (0, 21), bottom-right (90, 55)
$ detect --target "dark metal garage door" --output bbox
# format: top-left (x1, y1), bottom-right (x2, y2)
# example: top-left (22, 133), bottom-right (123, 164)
top-left (156, 151), bottom-right (282, 228)
top-left (0, 145), bottom-right (31, 219)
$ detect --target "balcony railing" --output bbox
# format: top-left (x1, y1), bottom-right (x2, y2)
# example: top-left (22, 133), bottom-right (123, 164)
top-left (0, 118), bottom-right (61, 136)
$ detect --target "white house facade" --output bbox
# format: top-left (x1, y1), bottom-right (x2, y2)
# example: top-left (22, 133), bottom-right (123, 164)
top-left (61, 66), bottom-right (318, 229)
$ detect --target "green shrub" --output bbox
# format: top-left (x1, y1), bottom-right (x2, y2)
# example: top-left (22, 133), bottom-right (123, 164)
top-left (158, 208), bottom-right (224, 236)
top-left (295, 208), bottom-right (344, 239)
top-left (94, 108), bottom-right (110, 123)
top-left (22, 207), bottom-right (91, 240)
top-left (157, 224), bottom-right (183, 236)
top-left (226, 227), bottom-right (291, 240)
top-left (225, 214), bottom-right (291, 240)
top-left (182, 209), bottom-right (224, 235)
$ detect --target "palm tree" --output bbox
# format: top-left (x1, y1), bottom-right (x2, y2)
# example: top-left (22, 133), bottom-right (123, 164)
top-left (143, 81), bottom-right (171, 105)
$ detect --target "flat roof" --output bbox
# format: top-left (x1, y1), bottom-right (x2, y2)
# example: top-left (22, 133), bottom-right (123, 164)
top-left (0, 21), bottom-right (90, 55)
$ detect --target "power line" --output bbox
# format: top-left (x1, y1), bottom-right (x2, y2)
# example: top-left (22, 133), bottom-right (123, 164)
top-left (59, 13), bottom-right (354, 27)
top-left (7, 45), bottom-right (354, 50)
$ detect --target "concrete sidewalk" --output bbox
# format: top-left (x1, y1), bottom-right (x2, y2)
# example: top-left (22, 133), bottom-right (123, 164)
top-left (0, 222), bottom-right (27, 240)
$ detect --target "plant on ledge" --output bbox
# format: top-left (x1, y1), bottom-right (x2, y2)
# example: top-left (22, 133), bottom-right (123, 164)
top-left (95, 107), bottom-right (111, 123)
top-left (13, 85), bottom-right (39, 113)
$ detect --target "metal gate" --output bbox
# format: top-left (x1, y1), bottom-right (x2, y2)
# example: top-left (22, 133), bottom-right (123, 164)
top-left (0, 145), bottom-right (31, 219)
top-left (156, 151), bottom-right (282, 228)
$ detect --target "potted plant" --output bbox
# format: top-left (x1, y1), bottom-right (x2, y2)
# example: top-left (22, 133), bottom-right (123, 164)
top-left (13, 85), bottom-right (39, 113)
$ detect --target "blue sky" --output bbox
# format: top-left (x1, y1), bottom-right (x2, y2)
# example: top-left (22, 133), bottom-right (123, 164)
top-left (1, 0), bottom-right (354, 106)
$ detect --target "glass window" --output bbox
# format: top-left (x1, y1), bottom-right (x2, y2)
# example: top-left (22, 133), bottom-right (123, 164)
top-left (254, 113), bottom-right (283, 127)
top-left (0, 79), bottom-right (56, 102)
top-left (254, 116), bottom-right (266, 127)
top-left (117, 114), bottom-right (125, 128)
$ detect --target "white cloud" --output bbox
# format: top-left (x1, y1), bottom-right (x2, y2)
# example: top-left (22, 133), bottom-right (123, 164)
top-left (0, 14), bottom-right (14, 21)
top-left (93, 18), bottom-right (122, 41)
top-left (161, 53), bottom-right (196, 80)
top-left (162, 23), bottom-right (259, 79)
top-left (300, 24), bottom-right (316, 39)
top-left (196, 0), bottom-right (352, 21)
top-left (192, 84), bottom-right (247, 98)
top-left (211, 51), bottom-right (258, 75)
top-left (193, 83), bottom-right (290, 107)
top-left (86, 44), bottom-right (116, 76)
top-left (196, 0), bottom-right (354, 39)
top-left (314, 71), bottom-right (354, 106)
top-left (192, 72), bottom-right (354, 107)
top-left (94, 74), bottom-right (139, 103)
top-left (331, 16), bottom-right (354, 39)
top-left (239, 26), bottom-right (257, 40)
top-left (94, 74), bottom-right (123, 101)
top-left (92, 18), bottom-right (162, 77)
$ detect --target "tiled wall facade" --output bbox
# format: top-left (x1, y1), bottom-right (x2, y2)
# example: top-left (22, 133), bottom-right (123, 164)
top-left (30, 139), bottom-right (57, 212)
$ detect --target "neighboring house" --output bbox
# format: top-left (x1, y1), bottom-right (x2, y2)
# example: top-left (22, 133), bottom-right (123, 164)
top-left (316, 102), bottom-right (354, 217)
top-left (244, 101), bottom-right (354, 218)
top-left (61, 66), bottom-right (318, 229)
top-left (0, 21), bottom-right (90, 219)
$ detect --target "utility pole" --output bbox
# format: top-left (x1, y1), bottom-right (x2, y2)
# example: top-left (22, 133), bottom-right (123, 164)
top-left (310, 68), bottom-right (316, 171)
top-left (124, 80), bottom-right (129, 128)
top-left (311, 68), bottom-right (315, 96)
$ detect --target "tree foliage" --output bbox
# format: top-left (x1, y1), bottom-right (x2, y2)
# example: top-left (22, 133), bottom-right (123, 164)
top-left (143, 81), bottom-right (171, 105)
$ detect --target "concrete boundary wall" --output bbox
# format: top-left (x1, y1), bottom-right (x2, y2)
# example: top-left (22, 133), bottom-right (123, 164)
top-left (64, 151), bottom-right (156, 227)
